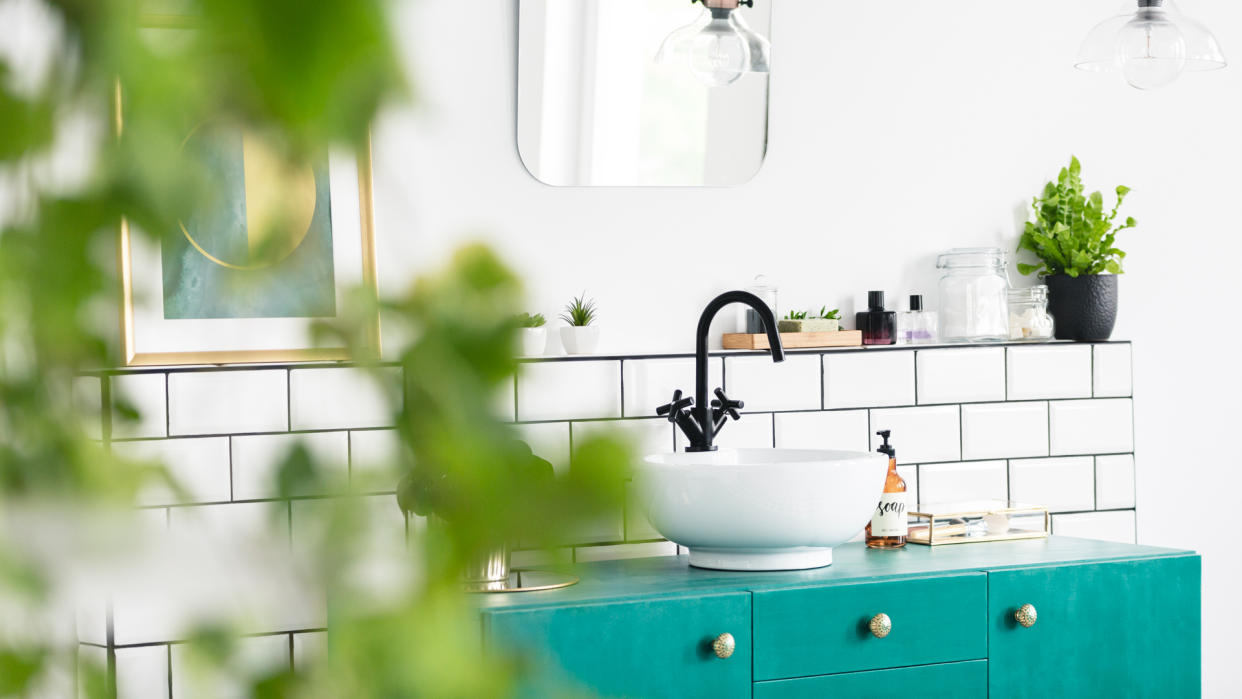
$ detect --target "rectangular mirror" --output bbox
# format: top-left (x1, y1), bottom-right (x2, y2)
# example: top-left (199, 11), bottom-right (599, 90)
top-left (517, 0), bottom-right (772, 187)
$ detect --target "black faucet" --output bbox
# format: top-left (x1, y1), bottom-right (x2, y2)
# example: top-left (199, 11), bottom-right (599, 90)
top-left (657, 290), bottom-right (785, 452)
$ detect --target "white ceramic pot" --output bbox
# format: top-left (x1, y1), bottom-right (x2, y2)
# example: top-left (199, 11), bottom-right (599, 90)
top-left (560, 326), bottom-right (600, 355)
top-left (519, 327), bottom-right (547, 356)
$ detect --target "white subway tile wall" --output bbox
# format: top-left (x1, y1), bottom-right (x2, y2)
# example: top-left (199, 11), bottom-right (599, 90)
top-left (168, 370), bottom-right (288, 436)
top-left (289, 367), bottom-right (400, 431)
top-left (293, 631), bottom-right (328, 671)
top-left (725, 354), bottom-right (821, 412)
top-left (231, 431), bottom-right (349, 500)
top-left (517, 360), bottom-right (622, 421)
top-left (115, 437), bottom-right (232, 507)
top-left (774, 410), bottom-right (869, 452)
top-left (114, 646), bottom-right (169, 699)
top-left (1096, 454), bottom-right (1136, 510)
top-left (1009, 457), bottom-right (1095, 512)
top-left (623, 357), bottom-right (722, 418)
top-left (112, 373), bottom-right (168, 439)
top-left (869, 405), bottom-right (961, 463)
top-left (1093, 343), bottom-right (1133, 398)
top-left (916, 348), bottom-right (1005, 405)
top-left (1006, 345), bottom-right (1093, 400)
top-left (87, 342), bottom-right (1138, 688)
top-left (1052, 510), bottom-right (1137, 544)
top-left (348, 428), bottom-right (404, 492)
top-left (1049, 398), bottom-right (1134, 455)
top-left (516, 421), bottom-right (571, 476)
top-left (574, 541), bottom-right (678, 563)
top-left (824, 351), bottom-right (915, 408)
top-left (960, 402), bottom-right (1049, 460)
top-left (919, 460), bottom-right (1008, 504)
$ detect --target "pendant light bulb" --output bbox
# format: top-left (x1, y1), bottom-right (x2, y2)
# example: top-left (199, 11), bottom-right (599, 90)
top-left (689, 9), bottom-right (750, 87)
top-left (1075, 0), bottom-right (1225, 90)
top-left (1117, 9), bottom-right (1187, 90)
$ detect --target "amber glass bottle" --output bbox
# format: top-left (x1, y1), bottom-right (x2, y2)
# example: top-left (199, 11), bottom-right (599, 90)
top-left (866, 430), bottom-right (907, 549)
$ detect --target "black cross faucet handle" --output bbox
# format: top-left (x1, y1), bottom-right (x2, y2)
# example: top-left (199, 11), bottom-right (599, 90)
top-left (656, 389), bottom-right (694, 423)
top-left (711, 388), bottom-right (744, 421)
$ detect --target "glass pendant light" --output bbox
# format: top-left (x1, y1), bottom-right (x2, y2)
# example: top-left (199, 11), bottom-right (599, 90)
top-left (1075, 0), bottom-right (1226, 90)
top-left (657, 0), bottom-right (770, 87)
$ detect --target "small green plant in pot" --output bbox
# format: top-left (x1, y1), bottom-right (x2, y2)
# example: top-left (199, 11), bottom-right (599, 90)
top-left (1017, 156), bottom-right (1135, 341)
top-left (558, 293), bottom-right (599, 354)
top-left (778, 307), bottom-right (841, 333)
top-left (515, 312), bottom-right (547, 356)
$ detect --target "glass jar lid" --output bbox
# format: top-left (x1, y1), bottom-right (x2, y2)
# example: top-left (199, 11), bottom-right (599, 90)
top-left (1008, 285), bottom-right (1048, 302)
top-left (936, 247), bottom-right (1007, 270)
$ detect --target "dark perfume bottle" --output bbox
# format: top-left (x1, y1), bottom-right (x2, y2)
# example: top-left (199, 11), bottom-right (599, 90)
top-left (856, 291), bottom-right (896, 345)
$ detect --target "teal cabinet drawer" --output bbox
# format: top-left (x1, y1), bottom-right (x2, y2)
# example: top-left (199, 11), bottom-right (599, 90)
top-left (484, 592), bottom-right (750, 698)
top-left (754, 659), bottom-right (987, 699)
top-left (752, 573), bottom-right (986, 680)
top-left (988, 555), bottom-right (1200, 698)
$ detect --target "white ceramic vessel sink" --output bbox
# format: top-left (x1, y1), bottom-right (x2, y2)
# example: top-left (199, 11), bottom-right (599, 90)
top-left (635, 449), bottom-right (888, 571)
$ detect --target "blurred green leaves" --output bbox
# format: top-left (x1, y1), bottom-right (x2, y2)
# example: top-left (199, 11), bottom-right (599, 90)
top-left (0, 1), bottom-right (631, 696)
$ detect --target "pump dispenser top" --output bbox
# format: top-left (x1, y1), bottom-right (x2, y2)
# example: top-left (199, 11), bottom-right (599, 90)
top-left (876, 429), bottom-right (896, 460)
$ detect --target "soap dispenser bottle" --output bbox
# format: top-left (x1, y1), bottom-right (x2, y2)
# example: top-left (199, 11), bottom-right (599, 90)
top-left (865, 430), bottom-right (907, 549)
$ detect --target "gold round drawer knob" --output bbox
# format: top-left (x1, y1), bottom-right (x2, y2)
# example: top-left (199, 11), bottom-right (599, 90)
top-left (1015, 603), bottom-right (1038, 628)
top-left (712, 632), bottom-right (736, 659)
top-left (869, 613), bottom-right (892, 639)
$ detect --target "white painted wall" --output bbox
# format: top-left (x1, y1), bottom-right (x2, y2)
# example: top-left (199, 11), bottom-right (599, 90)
top-left (375, 1), bottom-right (1242, 692)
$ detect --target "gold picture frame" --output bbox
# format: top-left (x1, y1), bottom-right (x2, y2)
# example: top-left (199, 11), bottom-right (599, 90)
top-left (115, 81), bottom-right (381, 366)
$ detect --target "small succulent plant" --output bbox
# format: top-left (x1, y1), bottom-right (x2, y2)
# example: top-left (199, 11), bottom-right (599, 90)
top-left (783, 310), bottom-right (809, 320)
top-left (817, 306), bottom-right (841, 320)
top-left (516, 312), bottom-right (546, 328)
top-left (559, 294), bottom-right (598, 327)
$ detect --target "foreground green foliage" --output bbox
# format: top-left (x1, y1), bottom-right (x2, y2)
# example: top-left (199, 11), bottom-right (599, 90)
top-left (0, 1), bottom-right (628, 696)
top-left (516, 312), bottom-right (547, 328)
top-left (1017, 156), bottom-right (1135, 278)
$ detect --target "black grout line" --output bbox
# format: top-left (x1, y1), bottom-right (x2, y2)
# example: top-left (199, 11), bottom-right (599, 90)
top-left (912, 350), bottom-right (919, 405)
top-left (285, 369), bottom-right (292, 432)
top-left (105, 600), bottom-right (116, 699)
top-left (108, 628), bottom-right (330, 651)
top-left (166, 643), bottom-right (173, 698)
top-left (227, 436), bottom-right (234, 502)
top-left (618, 359), bottom-right (626, 418)
top-left (101, 375), bottom-right (113, 453)
top-left (1003, 347), bottom-right (1009, 400)
top-left (77, 340), bottom-right (1135, 377)
top-left (163, 372), bottom-right (170, 438)
top-left (110, 425), bottom-right (396, 443)
top-left (288, 633), bottom-right (295, 671)
top-left (818, 355), bottom-right (826, 409)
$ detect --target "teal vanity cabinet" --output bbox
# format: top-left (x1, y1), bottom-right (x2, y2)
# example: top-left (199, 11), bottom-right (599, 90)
top-left (479, 538), bottom-right (1200, 698)
top-left (987, 556), bottom-right (1201, 697)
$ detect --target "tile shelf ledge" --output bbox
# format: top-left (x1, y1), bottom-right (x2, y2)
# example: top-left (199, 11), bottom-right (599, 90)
top-left (81, 339), bottom-right (1132, 376)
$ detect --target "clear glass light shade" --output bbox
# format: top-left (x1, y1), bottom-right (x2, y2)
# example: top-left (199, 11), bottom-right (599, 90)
top-left (657, 8), bottom-right (771, 87)
top-left (1075, 1), bottom-right (1226, 85)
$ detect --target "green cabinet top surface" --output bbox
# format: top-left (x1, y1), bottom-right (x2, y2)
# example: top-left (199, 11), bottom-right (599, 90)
top-left (479, 537), bottom-right (1193, 612)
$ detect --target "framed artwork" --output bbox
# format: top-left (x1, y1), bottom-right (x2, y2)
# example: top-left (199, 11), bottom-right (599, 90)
top-left (116, 84), bottom-right (381, 366)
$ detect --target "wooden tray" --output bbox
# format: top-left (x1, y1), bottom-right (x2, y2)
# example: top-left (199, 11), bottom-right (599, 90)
top-left (722, 330), bottom-right (863, 350)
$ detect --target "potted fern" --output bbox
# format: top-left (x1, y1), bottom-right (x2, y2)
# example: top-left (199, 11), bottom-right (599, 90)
top-left (1017, 156), bottom-right (1135, 341)
top-left (558, 293), bottom-right (599, 354)
top-left (515, 312), bottom-right (547, 356)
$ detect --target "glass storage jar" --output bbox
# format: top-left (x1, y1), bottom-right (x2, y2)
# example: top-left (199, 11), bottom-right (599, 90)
top-left (737, 275), bottom-right (778, 334)
top-left (936, 248), bottom-right (1010, 342)
top-left (1007, 285), bottom-right (1055, 341)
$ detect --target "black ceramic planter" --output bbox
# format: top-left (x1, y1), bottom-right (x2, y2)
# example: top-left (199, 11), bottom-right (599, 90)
top-left (1044, 274), bottom-right (1118, 342)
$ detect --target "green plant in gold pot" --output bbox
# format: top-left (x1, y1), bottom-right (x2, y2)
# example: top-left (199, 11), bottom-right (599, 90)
top-left (1017, 156), bottom-right (1135, 341)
